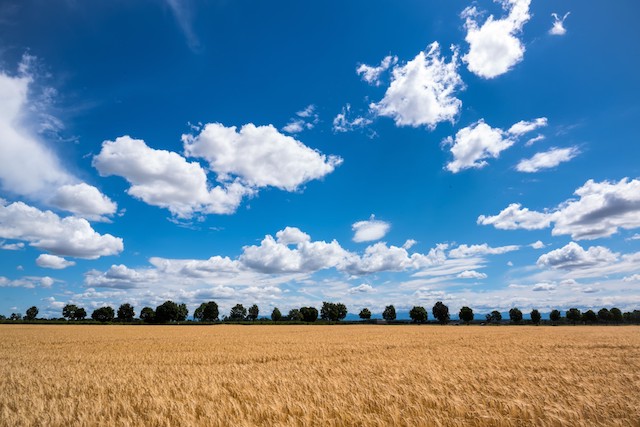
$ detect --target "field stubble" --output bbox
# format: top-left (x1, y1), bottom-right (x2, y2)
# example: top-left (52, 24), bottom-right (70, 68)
top-left (1, 325), bottom-right (639, 426)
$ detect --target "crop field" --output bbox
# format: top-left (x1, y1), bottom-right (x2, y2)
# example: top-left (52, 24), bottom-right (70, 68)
top-left (1, 325), bottom-right (639, 426)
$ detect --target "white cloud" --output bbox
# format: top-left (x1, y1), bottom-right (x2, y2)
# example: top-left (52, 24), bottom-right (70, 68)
top-left (549, 12), bottom-right (570, 36)
top-left (444, 120), bottom-right (514, 173)
top-left (85, 264), bottom-right (159, 289)
top-left (276, 227), bottom-right (311, 245)
top-left (356, 55), bottom-right (398, 86)
top-left (402, 239), bottom-right (417, 250)
top-left (50, 183), bottom-right (118, 221)
top-left (352, 215), bottom-right (390, 243)
top-left (530, 240), bottom-right (545, 249)
top-left (482, 178), bottom-right (640, 240)
top-left (348, 283), bottom-right (374, 294)
top-left (332, 104), bottom-right (373, 133)
top-left (282, 105), bottom-right (319, 134)
top-left (525, 135), bottom-right (545, 147)
top-left (532, 283), bottom-right (556, 292)
top-left (516, 146), bottom-right (579, 173)
top-left (628, 234), bottom-right (640, 241)
top-left (507, 118), bottom-right (548, 136)
top-left (457, 270), bottom-right (488, 279)
top-left (478, 203), bottom-right (553, 230)
top-left (449, 243), bottom-right (519, 258)
top-left (183, 123), bottom-right (342, 191)
top-left (0, 275), bottom-right (54, 289)
top-left (343, 242), bottom-right (439, 275)
top-left (537, 242), bottom-right (619, 270)
top-left (36, 254), bottom-right (76, 269)
top-left (165, 0), bottom-right (201, 51)
top-left (0, 201), bottom-right (123, 259)
top-left (93, 135), bottom-right (253, 218)
top-left (623, 274), bottom-right (640, 282)
top-left (370, 42), bottom-right (463, 129)
top-left (1, 241), bottom-right (24, 250)
top-left (461, 0), bottom-right (531, 78)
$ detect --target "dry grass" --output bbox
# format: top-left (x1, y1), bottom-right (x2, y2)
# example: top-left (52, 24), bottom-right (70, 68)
top-left (1, 325), bottom-right (639, 426)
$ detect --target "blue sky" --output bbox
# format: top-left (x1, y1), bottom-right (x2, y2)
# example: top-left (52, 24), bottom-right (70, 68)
top-left (1, 0), bottom-right (640, 319)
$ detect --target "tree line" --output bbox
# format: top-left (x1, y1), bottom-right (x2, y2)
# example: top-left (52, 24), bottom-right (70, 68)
top-left (2, 300), bottom-right (640, 325)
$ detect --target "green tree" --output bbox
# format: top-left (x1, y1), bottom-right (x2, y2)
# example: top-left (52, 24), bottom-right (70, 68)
top-left (409, 306), bottom-right (428, 323)
top-left (75, 307), bottom-right (87, 320)
top-left (247, 304), bottom-right (260, 321)
top-left (432, 301), bottom-right (450, 325)
top-left (566, 308), bottom-right (581, 325)
top-left (509, 308), bottom-right (523, 324)
top-left (582, 309), bottom-right (597, 324)
top-left (140, 307), bottom-right (155, 323)
top-left (91, 306), bottom-right (115, 322)
top-left (300, 306), bottom-right (318, 322)
top-left (117, 303), bottom-right (135, 322)
top-left (550, 309), bottom-right (561, 324)
top-left (25, 306), bottom-right (39, 321)
top-left (610, 307), bottom-right (623, 325)
top-left (359, 308), bottom-right (372, 320)
top-left (459, 306), bottom-right (474, 324)
top-left (271, 307), bottom-right (282, 322)
top-left (487, 310), bottom-right (502, 324)
top-left (62, 304), bottom-right (78, 320)
top-left (597, 308), bottom-right (611, 324)
top-left (287, 308), bottom-right (303, 321)
top-left (530, 309), bottom-right (541, 325)
top-left (320, 302), bottom-right (348, 322)
top-left (10, 313), bottom-right (22, 321)
top-left (194, 301), bottom-right (219, 322)
top-left (155, 301), bottom-right (188, 323)
top-left (382, 305), bottom-right (396, 321)
top-left (229, 304), bottom-right (247, 321)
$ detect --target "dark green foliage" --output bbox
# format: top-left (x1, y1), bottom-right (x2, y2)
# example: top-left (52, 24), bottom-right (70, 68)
top-left (271, 307), bottom-right (282, 322)
top-left (62, 304), bottom-right (78, 320)
top-left (409, 306), bottom-right (428, 323)
top-left (320, 302), bottom-right (348, 321)
top-left (382, 305), bottom-right (396, 321)
top-left (194, 301), bottom-right (219, 322)
top-left (10, 313), bottom-right (22, 321)
top-left (509, 308), bottom-right (523, 323)
top-left (25, 306), bottom-right (39, 321)
top-left (432, 301), bottom-right (450, 325)
top-left (229, 304), bottom-right (247, 321)
top-left (550, 309), bottom-right (561, 323)
top-left (117, 303), bottom-right (135, 322)
top-left (487, 310), bottom-right (502, 324)
top-left (76, 308), bottom-right (87, 320)
top-left (582, 309), bottom-right (597, 324)
top-left (566, 308), bottom-right (581, 325)
top-left (287, 308), bottom-right (303, 321)
top-left (300, 306), bottom-right (318, 322)
top-left (247, 304), bottom-right (260, 321)
top-left (610, 307), bottom-right (622, 324)
top-left (91, 306), bottom-right (115, 322)
top-left (459, 306), bottom-right (474, 324)
top-left (359, 308), bottom-right (372, 320)
top-left (597, 308), bottom-right (611, 323)
top-left (530, 309), bottom-right (541, 325)
top-left (155, 301), bottom-right (188, 323)
top-left (140, 307), bottom-right (155, 323)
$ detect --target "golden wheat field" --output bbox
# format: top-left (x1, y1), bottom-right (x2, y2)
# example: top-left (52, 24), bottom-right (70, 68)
top-left (1, 325), bottom-right (639, 427)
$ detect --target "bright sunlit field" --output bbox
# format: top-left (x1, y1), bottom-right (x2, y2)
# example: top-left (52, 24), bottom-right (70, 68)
top-left (1, 325), bottom-right (639, 426)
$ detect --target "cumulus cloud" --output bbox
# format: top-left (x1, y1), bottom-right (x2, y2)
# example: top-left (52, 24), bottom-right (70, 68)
top-left (282, 105), bottom-right (319, 134)
top-left (1, 241), bottom-right (24, 250)
top-left (532, 283), bottom-right (556, 292)
top-left (461, 0), bottom-right (531, 78)
top-left (0, 57), bottom-right (116, 220)
top-left (402, 239), bottom-right (417, 250)
top-left (343, 242), bottom-right (439, 275)
top-left (332, 104), bottom-right (373, 133)
top-left (0, 275), bottom-right (54, 289)
top-left (36, 254), bottom-right (76, 269)
top-left (444, 120), bottom-right (514, 173)
top-left (85, 264), bottom-right (159, 289)
top-left (348, 283), bottom-right (374, 294)
top-left (50, 183), bottom-right (118, 221)
top-left (549, 12), bottom-right (570, 36)
top-left (457, 270), bottom-right (488, 279)
top-left (516, 146), bottom-right (579, 173)
top-left (370, 42), bottom-right (464, 129)
top-left (480, 178), bottom-right (640, 240)
top-left (356, 55), bottom-right (398, 86)
top-left (449, 243), bottom-right (519, 258)
top-left (352, 215), bottom-right (391, 243)
top-left (530, 240), bottom-right (545, 249)
top-left (507, 118), bottom-right (548, 136)
top-left (0, 201), bottom-right (123, 259)
top-left (537, 242), bottom-right (618, 270)
top-left (183, 123), bottom-right (342, 191)
top-left (93, 135), bottom-right (253, 218)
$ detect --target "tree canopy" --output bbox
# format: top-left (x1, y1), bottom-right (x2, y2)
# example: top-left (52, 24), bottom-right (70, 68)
top-left (432, 301), bottom-right (450, 325)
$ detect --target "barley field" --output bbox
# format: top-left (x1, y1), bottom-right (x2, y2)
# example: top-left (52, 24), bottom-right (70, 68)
top-left (1, 325), bottom-right (639, 426)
